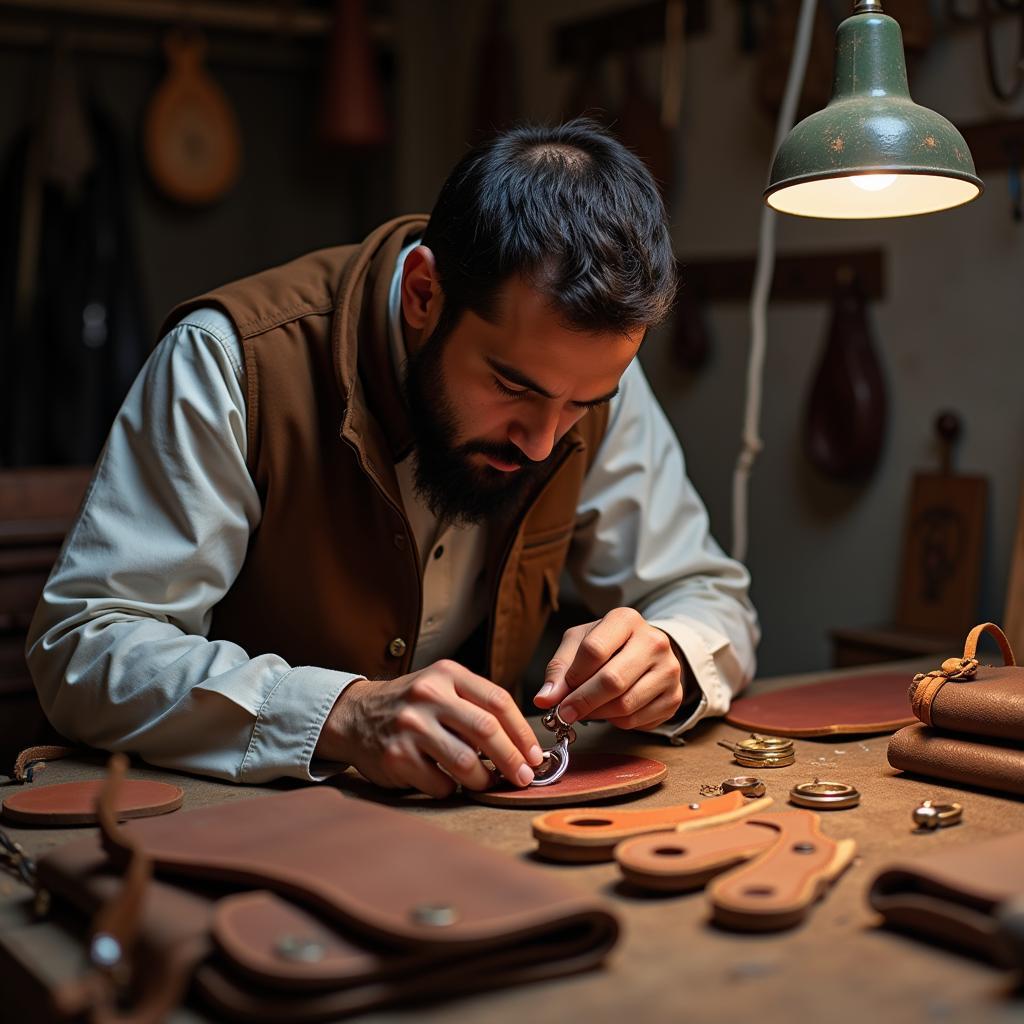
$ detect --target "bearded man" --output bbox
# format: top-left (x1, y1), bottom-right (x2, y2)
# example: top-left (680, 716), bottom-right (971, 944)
top-left (28, 120), bottom-right (758, 793)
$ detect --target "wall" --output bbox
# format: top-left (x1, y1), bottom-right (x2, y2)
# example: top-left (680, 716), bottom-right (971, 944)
top-left (395, 0), bottom-right (1024, 677)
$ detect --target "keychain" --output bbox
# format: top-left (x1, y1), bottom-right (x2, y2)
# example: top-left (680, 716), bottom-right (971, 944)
top-left (530, 707), bottom-right (578, 787)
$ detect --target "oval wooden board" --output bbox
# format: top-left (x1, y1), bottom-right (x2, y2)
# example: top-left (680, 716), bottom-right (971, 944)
top-left (467, 752), bottom-right (667, 808)
top-left (2, 779), bottom-right (184, 827)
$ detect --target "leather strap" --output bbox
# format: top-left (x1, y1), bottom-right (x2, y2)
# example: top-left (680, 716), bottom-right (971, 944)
top-left (909, 622), bottom-right (1016, 727)
top-left (11, 744), bottom-right (77, 783)
top-left (532, 793), bottom-right (773, 863)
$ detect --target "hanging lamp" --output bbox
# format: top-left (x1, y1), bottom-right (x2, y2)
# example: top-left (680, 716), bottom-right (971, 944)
top-left (765, 0), bottom-right (983, 219)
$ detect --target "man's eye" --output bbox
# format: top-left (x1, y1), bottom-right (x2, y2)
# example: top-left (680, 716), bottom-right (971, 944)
top-left (492, 377), bottom-right (530, 400)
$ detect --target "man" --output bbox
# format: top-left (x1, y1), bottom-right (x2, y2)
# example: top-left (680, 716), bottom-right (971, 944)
top-left (27, 120), bottom-right (758, 794)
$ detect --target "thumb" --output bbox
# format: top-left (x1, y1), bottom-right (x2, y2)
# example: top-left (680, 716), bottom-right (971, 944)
top-left (534, 656), bottom-right (572, 708)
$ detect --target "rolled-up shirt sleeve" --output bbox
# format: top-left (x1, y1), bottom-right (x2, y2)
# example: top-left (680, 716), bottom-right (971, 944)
top-left (568, 358), bottom-right (760, 742)
top-left (25, 309), bottom-right (358, 783)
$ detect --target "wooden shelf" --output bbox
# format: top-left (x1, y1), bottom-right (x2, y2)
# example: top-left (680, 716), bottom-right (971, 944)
top-left (677, 248), bottom-right (886, 303)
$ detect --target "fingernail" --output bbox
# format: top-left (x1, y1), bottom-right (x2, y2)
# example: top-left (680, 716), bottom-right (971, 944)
top-left (560, 706), bottom-right (578, 724)
top-left (528, 744), bottom-right (543, 766)
top-left (517, 764), bottom-right (535, 787)
top-left (538, 682), bottom-right (554, 698)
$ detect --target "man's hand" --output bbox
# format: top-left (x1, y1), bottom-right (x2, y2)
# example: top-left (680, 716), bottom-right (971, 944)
top-left (315, 660), bottom-right (544, 798)
top-left (534, 607), bottom-right (684, 729)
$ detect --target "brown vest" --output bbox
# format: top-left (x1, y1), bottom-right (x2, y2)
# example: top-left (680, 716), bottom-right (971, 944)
top-left (161, 216), bottom-right (610, 693)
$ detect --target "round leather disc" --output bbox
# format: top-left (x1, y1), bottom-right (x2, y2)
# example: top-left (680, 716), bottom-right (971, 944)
top-left (467, 752), bottom-right (667, 808)
top-left (725, 672), bottom-right (916, 738)
top-left (2, 779), bottom-right (183, 827)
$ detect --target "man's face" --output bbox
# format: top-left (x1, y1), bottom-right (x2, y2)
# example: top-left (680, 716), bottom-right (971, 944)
top-left (403, 273), bottom-right (642, 525)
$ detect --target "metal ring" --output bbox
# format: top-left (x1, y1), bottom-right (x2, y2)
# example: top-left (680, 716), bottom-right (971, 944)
top-left (734, 752), bottom-right (795, 769)
top-left (529, 737), bottom-right (570, 787)
top-left (789, 780), bottom-right (860, 810)
top-left (720, 776), bottom-right (767, 798)
top-left (912, 800), bottom-right (963, 830)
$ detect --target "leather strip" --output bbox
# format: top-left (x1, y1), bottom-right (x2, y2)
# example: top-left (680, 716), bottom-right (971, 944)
top-left (963, 621), bottom-right (1016, 665)
top-left (12, 744), bottom-right (77, 783)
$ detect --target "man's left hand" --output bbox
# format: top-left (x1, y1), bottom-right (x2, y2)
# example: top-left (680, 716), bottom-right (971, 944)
top-left (533, 607), bottom-right (684, 729)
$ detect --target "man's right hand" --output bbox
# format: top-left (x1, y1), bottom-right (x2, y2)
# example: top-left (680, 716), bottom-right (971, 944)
top-left (314, 660), bottom-right (544, 798)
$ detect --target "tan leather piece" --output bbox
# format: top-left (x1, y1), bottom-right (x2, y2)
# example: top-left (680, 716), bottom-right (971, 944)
top-left (616, 819), bottom-right (778, 891)
top-left (532, 792), bottom-right (773, 863)
top-left (709, 811), bottom-right (856, 931)
top-left (963, 622), bottom-right (1016, 665)
top-left (725, 672), bottom-right (917, 737)
top-left (887, 722), bottom-right (1024, 796)
top-left (12, 744), bottom-right (77, 782)
top-left (468, 752), bottom-right (667, 808)
top-left (1, 778), bottom-right (183, 826)
top-left (869, 830), bottom-right (1024, 967)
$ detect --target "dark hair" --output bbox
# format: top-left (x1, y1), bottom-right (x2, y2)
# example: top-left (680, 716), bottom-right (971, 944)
top-left (420, 119), bottom-right (677, 339)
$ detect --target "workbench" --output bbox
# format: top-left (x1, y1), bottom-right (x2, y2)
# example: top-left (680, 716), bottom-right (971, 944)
top-left (2, 659), bottom-right (1022, 1024)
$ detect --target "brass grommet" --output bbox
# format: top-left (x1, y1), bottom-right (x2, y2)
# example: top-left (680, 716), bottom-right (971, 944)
top-left (788, 779), bottom-right (860, 810)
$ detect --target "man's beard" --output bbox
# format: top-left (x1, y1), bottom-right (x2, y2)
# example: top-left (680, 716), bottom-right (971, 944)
top-left (402, 329), bottom-right (548, 527)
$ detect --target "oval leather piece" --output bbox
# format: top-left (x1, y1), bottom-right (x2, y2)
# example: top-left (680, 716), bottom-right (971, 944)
top-left (2, 779), bottom-right (183, 827)
top-left (725, 672), bottom-right (917, 737)
top-left (467, 752), bottom-right (667, 808)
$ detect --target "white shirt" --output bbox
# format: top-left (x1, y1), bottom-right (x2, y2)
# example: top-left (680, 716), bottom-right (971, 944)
top-left (27, 249), bottom-right (759, 784)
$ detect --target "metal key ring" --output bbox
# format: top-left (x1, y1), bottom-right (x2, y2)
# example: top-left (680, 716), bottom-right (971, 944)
top-left (529, 737), bottom-right (571, 787)
top-left (912, 800), bottom-right (963, 830)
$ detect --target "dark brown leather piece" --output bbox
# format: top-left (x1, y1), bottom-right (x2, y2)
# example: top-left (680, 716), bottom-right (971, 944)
top-left (887, 723), bottom-right (1024, 796)
top-left (1, 778), bottom-right (183, 826)
top-left (36, 786), bottom-right (619, 1021)
top-left (869, 830), bottom-right (1024, 967)
top-left (725, 672), bottom-right (916, 737)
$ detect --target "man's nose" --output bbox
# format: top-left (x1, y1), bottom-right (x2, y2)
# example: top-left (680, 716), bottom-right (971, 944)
top-left (509, 408), bottom-right (560, 463)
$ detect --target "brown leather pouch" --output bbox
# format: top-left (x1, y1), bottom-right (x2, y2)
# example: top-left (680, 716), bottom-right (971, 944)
top-left (32, 758), bottom-right (619, 1023)
top-left (907, 622), bottom-right (1024, 741)
top-left (868, 831), bottom-right (1024, 968)
top-left (887, 722), bottom-right (1024, 796)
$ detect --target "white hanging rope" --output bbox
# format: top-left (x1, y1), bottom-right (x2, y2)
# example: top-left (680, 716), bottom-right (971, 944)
top-left (731, 0), bottom-right (819, 562)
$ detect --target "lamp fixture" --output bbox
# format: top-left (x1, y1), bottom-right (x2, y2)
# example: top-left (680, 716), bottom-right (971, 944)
top-left (765, 0), bottom-right (983, 219)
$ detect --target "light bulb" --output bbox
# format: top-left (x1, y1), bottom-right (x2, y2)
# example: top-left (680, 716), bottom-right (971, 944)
top-left (851, 173), bottom-right (898, 192)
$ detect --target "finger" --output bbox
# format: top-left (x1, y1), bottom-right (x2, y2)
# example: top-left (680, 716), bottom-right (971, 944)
top-left (395, 705), bottom-right (495, 791)
top-left (605, 686), bottom-right (685, 731)
top-left (535, 624), bottom-right (589, 707)
top-left (438, 697), bottom-right (536, 789)
top-left (587, 670), bottom-right (668, 723)
top-left (379, 734), bottom-right (458, 798)
top-left (450, 667), bottom-right (544, 767)
top-left (558, 637), bottom-right (654, 724)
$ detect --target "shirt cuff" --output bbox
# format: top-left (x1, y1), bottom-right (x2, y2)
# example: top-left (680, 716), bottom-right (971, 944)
top-left (239, 666), bottom-right (361, 783)
top-left (643, 615), bottom-right (733, 745)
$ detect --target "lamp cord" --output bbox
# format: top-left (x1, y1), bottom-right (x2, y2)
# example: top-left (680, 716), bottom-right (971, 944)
top-left (731, 0), bottom-right (818, 562)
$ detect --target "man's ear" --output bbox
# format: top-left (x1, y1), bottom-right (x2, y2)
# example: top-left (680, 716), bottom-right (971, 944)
top-left (401, 245), bottom-right (439, 332)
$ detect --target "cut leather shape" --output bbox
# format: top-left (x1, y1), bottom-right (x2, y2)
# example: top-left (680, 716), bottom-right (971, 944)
top-left (468, 752), bottom-right (667, 808)
top-left (887, 722), bottom-right (1024, 796)
top-left (1, 778), bottom-right (183, 826)
top-left (617, 810), bottom-right (856, 932)
top-left (869, 830), bottom-right (1024, 968)
top-left (532, 792), bottom-right (773, 862)
top-left (725, 672), bottom-right (916, 737)
top-left (36, 786), bottom-right (619, 1022)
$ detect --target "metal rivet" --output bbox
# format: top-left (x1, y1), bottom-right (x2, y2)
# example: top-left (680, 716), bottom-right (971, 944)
top-left (388, 637), bottom-right (407, 658)
top-left (275, 935), bottom-right (326, 962)
top-left (792, 842), bottom-right (817, 854)
top-left (688, 802), bottom-right (701, 810)
top-left (411, 903), bottom-right (458, 927)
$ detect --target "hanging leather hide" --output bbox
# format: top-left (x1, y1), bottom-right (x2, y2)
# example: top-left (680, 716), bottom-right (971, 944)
top-left (804, 273), bottom-right (887, 481)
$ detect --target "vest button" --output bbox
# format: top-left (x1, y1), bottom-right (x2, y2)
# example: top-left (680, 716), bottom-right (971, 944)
top-left (388, 637), bottom-right (407, 658)
top-left (393, 533), bottom-right (406, 550)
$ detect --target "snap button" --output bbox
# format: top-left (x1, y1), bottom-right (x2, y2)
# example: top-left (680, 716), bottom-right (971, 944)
top-left (393, 533), bottom-right (406, 550)
top-left (388, 637), bottom-right (407, 658)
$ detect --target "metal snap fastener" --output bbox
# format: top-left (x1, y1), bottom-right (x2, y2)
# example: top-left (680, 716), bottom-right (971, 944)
top-left (275, 935), bottom-right (326, 962)
top-left (388, 637), bottom-right (407, 658)
top-left (411, 903), bottom-right (458, 927)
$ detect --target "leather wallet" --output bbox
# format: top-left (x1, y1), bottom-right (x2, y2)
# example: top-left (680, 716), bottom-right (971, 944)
top-left (886, 722), bottom-right (1024, 796)
top-left (869, 830), bottom-right (1024, 968)
top-left (34, 757), bottom-right (619, 1023)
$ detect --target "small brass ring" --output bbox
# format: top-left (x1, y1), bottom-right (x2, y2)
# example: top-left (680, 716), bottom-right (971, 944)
top-left (912, 800), bottom-right (963, 830)
top-left (789, 780), bottom-right (860, 810)
top-left (720, 776), bottom-right (767, 798)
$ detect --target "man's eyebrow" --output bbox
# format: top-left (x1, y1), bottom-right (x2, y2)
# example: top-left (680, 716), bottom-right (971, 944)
top-left (486, 357), bottom-right (619, 408)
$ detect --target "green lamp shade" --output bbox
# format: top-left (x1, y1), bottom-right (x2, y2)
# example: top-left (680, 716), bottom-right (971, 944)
top-left (765, 11), bottom-right (983, 219)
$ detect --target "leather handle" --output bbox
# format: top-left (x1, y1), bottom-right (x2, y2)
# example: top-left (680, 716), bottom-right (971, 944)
top-left (963, 622), bottom-right (1016, 666)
